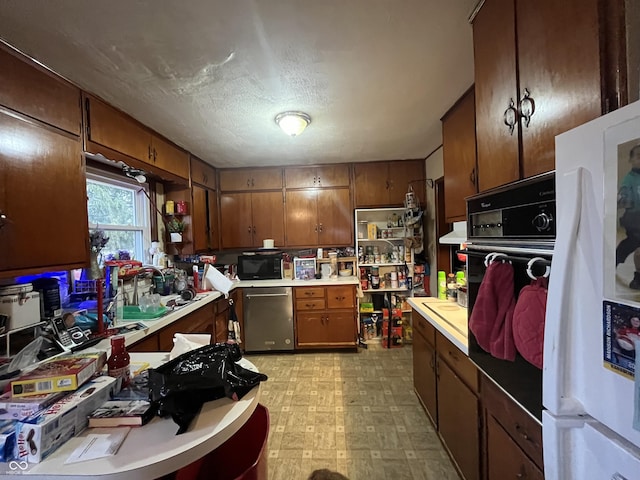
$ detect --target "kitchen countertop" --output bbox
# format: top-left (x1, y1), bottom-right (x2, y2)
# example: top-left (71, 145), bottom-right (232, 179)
top-left (101, 276), bottom-right (360, 350)
top-left (408, 297), bottom-right (468, 354)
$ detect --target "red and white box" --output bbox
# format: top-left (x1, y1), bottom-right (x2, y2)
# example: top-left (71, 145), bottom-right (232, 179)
top-left (14, 375), bottom-right (117, 463)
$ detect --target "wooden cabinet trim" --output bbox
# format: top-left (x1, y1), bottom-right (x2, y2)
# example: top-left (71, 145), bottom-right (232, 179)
top-left (480, 373), bottom-right (543, 469)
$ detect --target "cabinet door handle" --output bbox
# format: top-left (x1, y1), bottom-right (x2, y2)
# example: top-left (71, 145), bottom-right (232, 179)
top-left (315, 224), bottom-right (318, 233)
top-left (153, 148), bottom-right (157, 162)
top-left (247, 178), bottom-right (251, 187)
top-left (247, 226), bottom-right (252, 234)
top-left (252, 226), bottom-right (256, 234)
top-left (251, 178), bottom-right (255, 187)
top-left (317, 176), bottom-right (320, 185)
top-left (0, 211), bottom-right (6, 229)
top-left (470, 167), bottom-right (476, 186)
top-left (318, 223), bottom-right (323, 232)
top-left (518, 88), bottom-right (535, 128)
top-left (148, 145), bottom-right (153, 160)
top-left (503, 98), bottom-right (518, 135)
top-left (305, 291), bottom-right (314, 296)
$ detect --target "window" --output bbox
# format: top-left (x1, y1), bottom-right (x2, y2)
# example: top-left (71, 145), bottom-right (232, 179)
top-left (86, 168), bottom-right (151, 262)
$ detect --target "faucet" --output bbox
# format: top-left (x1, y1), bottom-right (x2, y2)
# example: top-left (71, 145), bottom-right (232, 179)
top-left (142, 265), bottom-right (165, 282)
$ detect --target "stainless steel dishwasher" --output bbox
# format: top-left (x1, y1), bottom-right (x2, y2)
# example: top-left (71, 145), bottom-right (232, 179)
top-left (243, 287), bottom-right (294, 352)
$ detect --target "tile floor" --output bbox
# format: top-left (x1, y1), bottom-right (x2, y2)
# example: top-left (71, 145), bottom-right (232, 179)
top-left (245, 342), bottom-right (460, 480)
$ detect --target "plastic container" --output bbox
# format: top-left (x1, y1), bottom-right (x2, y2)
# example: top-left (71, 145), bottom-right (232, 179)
top-left (437, 271), bottom-right (447, 300)
top-left (108, 335), bottom-right (131, 388)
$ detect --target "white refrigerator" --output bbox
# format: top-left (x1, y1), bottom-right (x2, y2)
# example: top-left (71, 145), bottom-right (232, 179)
top-left (544, 99), bottom-right (640, 479)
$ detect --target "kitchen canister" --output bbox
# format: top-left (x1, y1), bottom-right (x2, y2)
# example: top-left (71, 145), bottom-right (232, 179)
top-left (165, 200), bottom-right (175, 215)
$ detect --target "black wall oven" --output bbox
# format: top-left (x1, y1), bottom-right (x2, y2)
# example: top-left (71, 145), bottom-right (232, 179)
top-left (466, 172), bottom-right (555, 422)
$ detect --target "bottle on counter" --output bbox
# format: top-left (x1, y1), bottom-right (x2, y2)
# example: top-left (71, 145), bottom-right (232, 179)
top-left (108, 335), bottom-right (131, 389)
top-left (447, 273), bottom-right (458, 302)
top-left (437, 271), bottom-right (447, 300)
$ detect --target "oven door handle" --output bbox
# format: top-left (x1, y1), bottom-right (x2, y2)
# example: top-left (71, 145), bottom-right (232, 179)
top-left (543, 167), bottom-right (584, 415)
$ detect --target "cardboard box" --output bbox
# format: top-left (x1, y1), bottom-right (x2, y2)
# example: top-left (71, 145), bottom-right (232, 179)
top-left (381, 326), bottom-right (403, 348)
top-left (11, 352), bottom-right (106, 397)
top-left (367, 223), bottom-right (378, 240)
top-left (0, 391), bottom-right (67, 421)
top-left (14, 375), bottom-right (117, 463)
top-left (0, 420), bottom-right (15, 462)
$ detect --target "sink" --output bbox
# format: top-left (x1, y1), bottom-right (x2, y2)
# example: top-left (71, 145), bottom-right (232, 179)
top-left (121, 305), bottom-right (168, 320)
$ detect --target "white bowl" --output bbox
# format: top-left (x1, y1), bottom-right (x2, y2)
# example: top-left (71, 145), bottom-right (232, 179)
top-left (338, 269), bottom-right (352, 277)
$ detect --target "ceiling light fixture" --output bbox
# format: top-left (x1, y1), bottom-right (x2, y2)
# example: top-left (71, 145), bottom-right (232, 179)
top-left (275, 111), bottom-right (311, 136)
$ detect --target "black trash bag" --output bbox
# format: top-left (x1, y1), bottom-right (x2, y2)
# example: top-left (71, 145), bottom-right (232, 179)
top-left (148, 342), bottom-right (268, 434)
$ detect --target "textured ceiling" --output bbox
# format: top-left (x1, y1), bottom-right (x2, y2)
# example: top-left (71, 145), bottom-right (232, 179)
top-left (0, 0), bottom-right (476, 168)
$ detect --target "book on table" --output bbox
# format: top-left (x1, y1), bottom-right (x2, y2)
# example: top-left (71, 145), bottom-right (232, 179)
top-left (88, 400), bottom-right (154, 427)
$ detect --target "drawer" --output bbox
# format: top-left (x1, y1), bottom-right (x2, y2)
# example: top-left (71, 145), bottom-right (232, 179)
top-left (296, 298), bottom-right (326, 311)
top-left (326, 285), bottom-right (355, 309)
top-left (436, 331), bottom-right (478, 393)
top-left (412, 309), bottom-right (436, 346)
top-left (480, 373), bottom-right (543, 469)
top-left (295, 287), bottom-right (325, 299)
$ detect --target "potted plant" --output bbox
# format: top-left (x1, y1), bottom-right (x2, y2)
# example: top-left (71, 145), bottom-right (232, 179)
top-left (166, 217), bottom-right (185, 243)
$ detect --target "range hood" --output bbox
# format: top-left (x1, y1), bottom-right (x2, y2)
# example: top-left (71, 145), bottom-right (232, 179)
top-left (439, 221), bottom-right (467, 245)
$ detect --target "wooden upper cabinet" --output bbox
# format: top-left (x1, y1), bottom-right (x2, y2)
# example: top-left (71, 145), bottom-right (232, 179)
top-left (0, 47), bottom-right (81, 135)
top-left (284, 164), bottom-right (350, 189)
top-left (473, 0), bottom-right (611, 191)
top-left (219, 167), bottom-right (283, 191)
top-left (190, 156), bottom-right (216, 189)
top-left (192, 185), bottom-right (209, 253)
top-left (516, 0), bottom-right (602, 178)
top-left (84, 94), bottom-right (188, 180)
top-left (473, 0), bottom-right (519, 191)
top-left (150, 134), bottom-right (189, 180)
top-left (354, 160), bottom-right (425, 208)
top-left (84, 94), bottom-right (151, 161)
top-left (442, 87), bottom-right (477, 222)
top-left (0, 111), bottom-right (88, 276)
top-left (317, 188), bottom-right (352, 246)
top-left (219, 191), bottom-right (284, 249)
top-left (285, 188), bottom-right (352, 247)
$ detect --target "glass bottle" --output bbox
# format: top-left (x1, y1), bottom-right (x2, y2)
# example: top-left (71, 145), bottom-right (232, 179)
top-left (108, 335), bottom-right (131, 388)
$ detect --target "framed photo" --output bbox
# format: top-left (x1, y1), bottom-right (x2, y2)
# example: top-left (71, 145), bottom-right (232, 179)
top-left (294, 257), bottom-right (316, 280)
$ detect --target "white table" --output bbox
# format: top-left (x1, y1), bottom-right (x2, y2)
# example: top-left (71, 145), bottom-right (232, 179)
top-left (3, 353), bottom-right (261, 480)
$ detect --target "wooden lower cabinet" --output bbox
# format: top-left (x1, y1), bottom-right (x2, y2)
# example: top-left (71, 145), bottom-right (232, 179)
top-left (158, 305), bottom-right (214, 351)
top-left (486, 414), bottom-right (543, 480)
top-left (412, 312), bottom-right (437, 425)
top-left (128, 333), bottom-right (160, 352)
top-left (481, 373), bottom-right (544, 478)
top-left (437, 360), bottom-right (480, 480)
top-left (411, 312), bottom-right (482, 480)
top-left (294, 285), bottom-right (357, 349)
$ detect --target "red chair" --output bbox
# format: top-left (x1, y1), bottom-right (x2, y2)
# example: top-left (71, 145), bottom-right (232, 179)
top-left (175, 403), bottom-right (270, 480)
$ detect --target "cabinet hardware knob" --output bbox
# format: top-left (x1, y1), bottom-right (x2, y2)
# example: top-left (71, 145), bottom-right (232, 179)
top-left (319, 223), bottom-right (323, 232)
top-left (503, 98), bottom-right (518, 135)
top-left (148, 145), bottom-right (153, 160)
top-left (518, 88), bottom-right (535, 128)
top-left (247, 226), bottom-right (252, 233)
top-left (0, 211), bottom-right (6, 229)
top-left (251, 178), bottom-right (255, 187)
top-left (470, 167), bottom-right (476, 186)
top-left (153, 148), bottom-right (157, 162)
top-left (315, 225), bottom-right (318, 233)
top-left (247, 179), bottom-right (251, 187)
top-left (317, 176), bottom-right (320, 185)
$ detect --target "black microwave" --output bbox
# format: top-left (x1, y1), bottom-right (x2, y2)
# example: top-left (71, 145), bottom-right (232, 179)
top-left (237, 253), bottom-right (282, 280)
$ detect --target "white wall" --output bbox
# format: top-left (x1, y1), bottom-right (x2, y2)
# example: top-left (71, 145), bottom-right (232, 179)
top-left (425, 146), bottom-right (444, 298)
